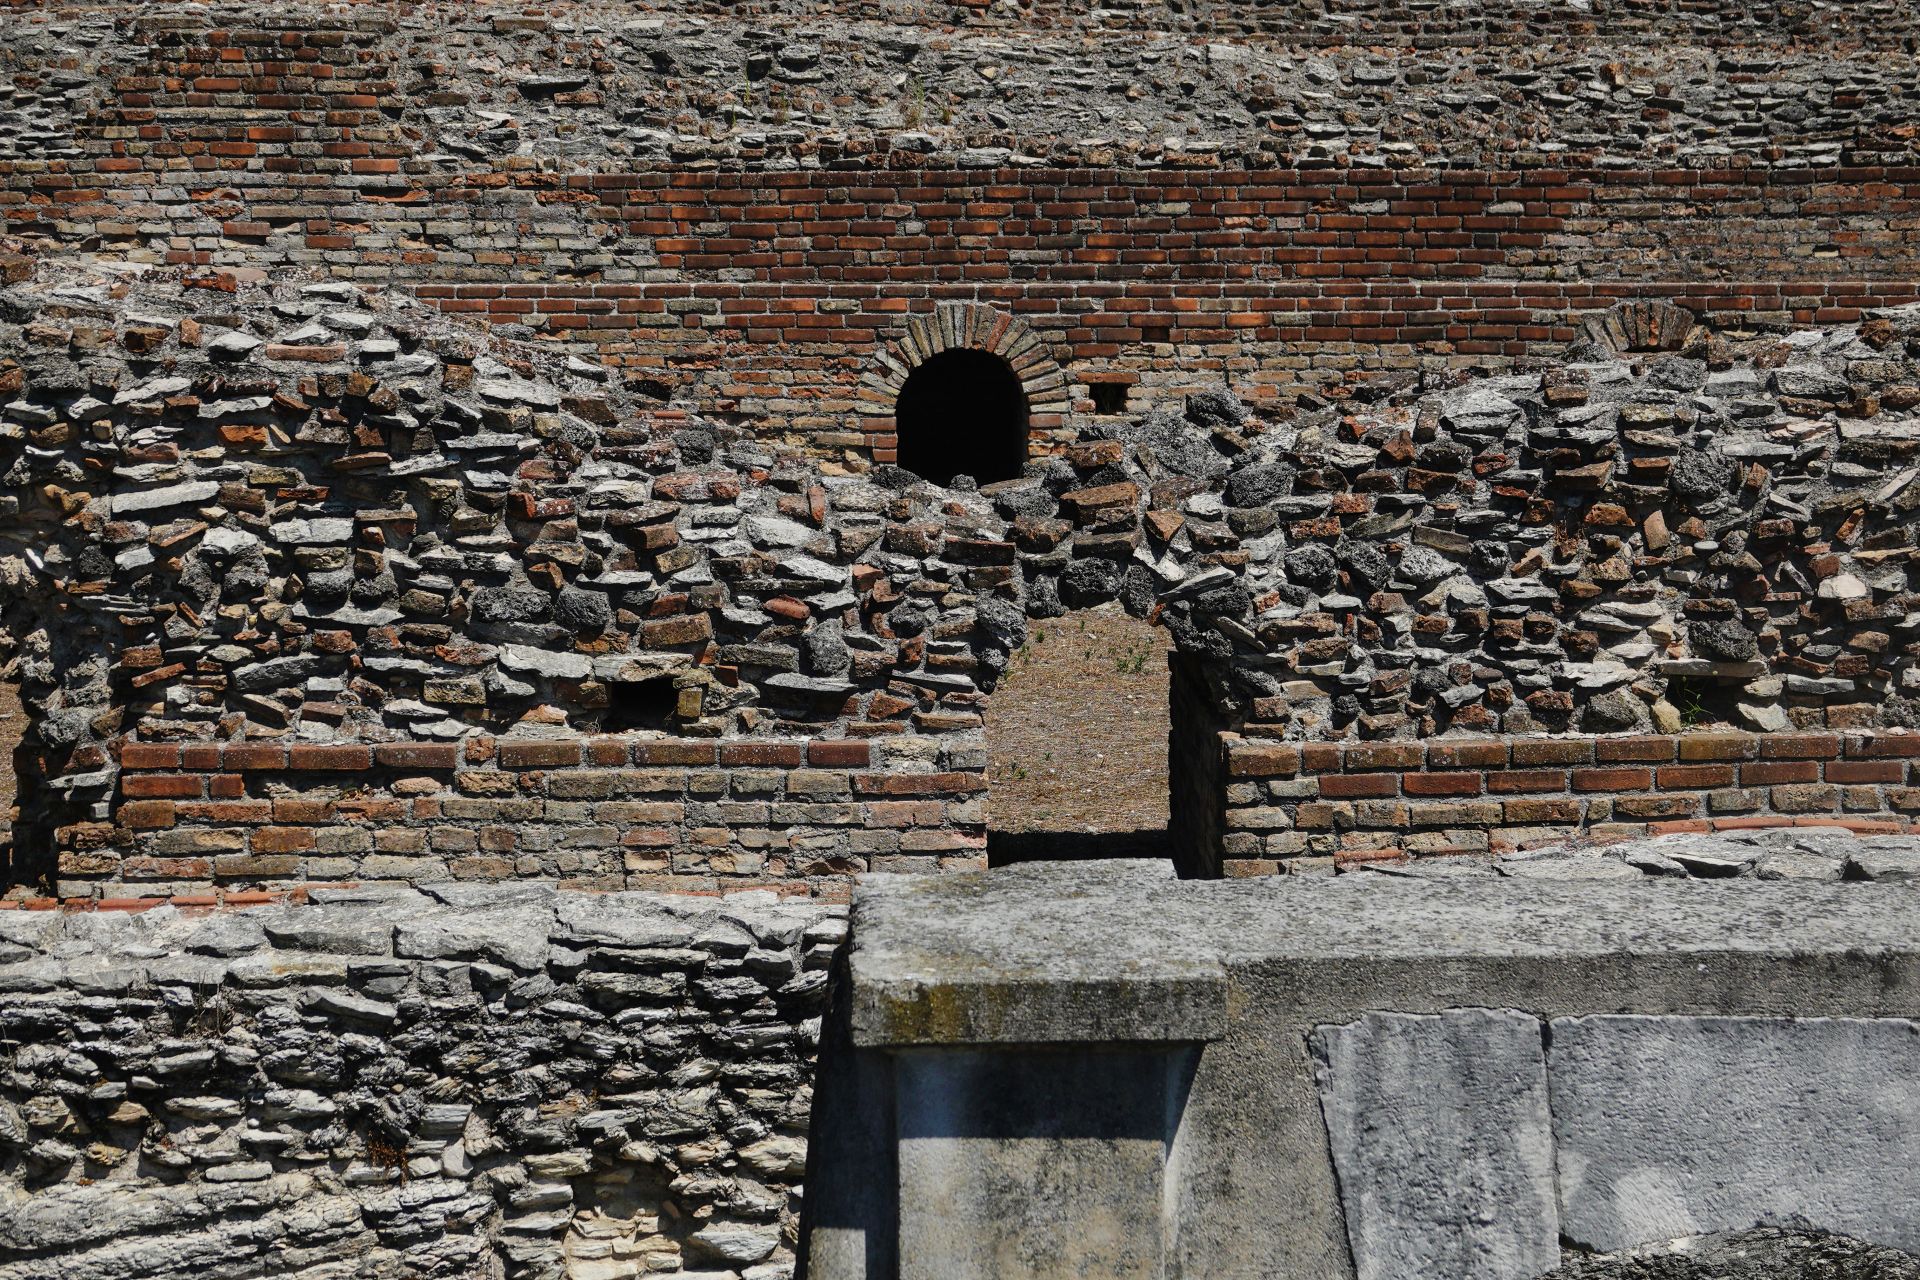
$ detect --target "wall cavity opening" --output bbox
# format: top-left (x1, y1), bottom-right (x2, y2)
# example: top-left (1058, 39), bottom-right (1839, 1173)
top-left (986, 606), bottom-right (1173, 867)
top-left (894, 348), bottom-right (1028, 488)
top-left (603, 678), bottom-right (679, 732)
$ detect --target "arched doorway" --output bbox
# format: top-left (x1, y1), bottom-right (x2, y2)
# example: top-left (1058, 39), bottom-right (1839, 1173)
top-left (894, 347), bottom-right (1029, 487)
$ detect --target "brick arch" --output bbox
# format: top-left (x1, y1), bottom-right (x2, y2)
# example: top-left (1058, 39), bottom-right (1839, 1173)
top-left (1579, 299), bottom-right (1706, 357)
top-left (858, 303), bottom-right (1072, 466)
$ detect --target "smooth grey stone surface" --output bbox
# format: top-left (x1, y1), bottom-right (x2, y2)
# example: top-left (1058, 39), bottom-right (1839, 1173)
top-left (850, 858), bottom-right (1920, 1047)
top-left (1550, 1015), bottom-right (1920, 1253)
top-left (1313, 1009), bottom-right (1559, 1280)
top-left (827, 853), bottom-right (1920, 1280)
top-left (893, 1047), bottom-right (1194, 1280)
top-left (852, 859), bottom-right (1227, 1046)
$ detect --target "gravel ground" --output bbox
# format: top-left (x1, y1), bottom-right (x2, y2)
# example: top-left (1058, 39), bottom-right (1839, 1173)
top-left (1543, 1229), bottom-right (1920, 1278)
top-left (985, 606), bottom-right (1173, 839)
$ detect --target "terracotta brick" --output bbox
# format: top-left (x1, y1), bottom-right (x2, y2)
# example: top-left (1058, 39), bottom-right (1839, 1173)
top-left (1572, 767), bottom-right (1651, 792)
top-left (1226, 743), bottom-right (1301, 777)
top-left (1486, 769), bottom-right (1570, 793)
top-left (1759, 732), bottom-right (1842, 759)
top-left (223, 744), bottom-right (288, 770)
top-left (1614, 794), bottom-right (1700, 819)
top-left (288, 744), bottom-right (372, 771)
top-left (119, 743), bottom-right (181, 770)
top-left (808, 740), bottom-right (872, 767)
top-left (1826, 760), bottom-right (1905, 784)
top-left (635, 740), bottom-right (719, 766)
top-left (1594, 736), bottom-right (1676, 763)
top-left (1741, 761), bottom-right (1820, 785)
top-left (1343, 743), bottom-right (1425, 771)
top-left (119, 800), bottom-right (176, 829)
top-left (1510, 739), bottom-right (1594, 765)
top-left (251, 826), bottom-right (317, 853)
top-left (851, 772), bottom-right (986, 796)
top-left (1769, 784), bottom-right (1839, 813)
top-left (1318, 773), bottom-right (1400, 798)
top-left (1675, 732), bottom-right (1758, 761)
top-left (1299, 744), bottom-right (1342, 773)
top-left (1400, 772), bottom-right (1483, 797)
top-left (499, 741), bottom-right (585, 768)
top-left (373, 743), bottom-right (461, 769)
top-left (720, 742), bottom-right (804, 768)
top-left (1655, 764), bottom-right (1735, 789)
top-left (1425, 741), bottom-right (1507, 768)
top-left (1845, 734), bottom-right (1920, 758)
top-left (121, 774), bottom-right (205, 799)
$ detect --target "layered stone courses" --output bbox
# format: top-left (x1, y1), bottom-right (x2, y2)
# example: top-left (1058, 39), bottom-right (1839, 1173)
top-left (92, 735), bottom-right (983, 901)
top-left (1220, 730), bottom-right (1920, 873)
top-left (0, 884), bottom-right (844, 1280)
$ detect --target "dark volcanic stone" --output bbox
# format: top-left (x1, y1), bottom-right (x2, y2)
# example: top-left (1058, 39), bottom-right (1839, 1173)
top-left (1670, 448), bottom-right (1734, 503)
top-left (1225, 460), bottom-right (1291, 508)
top-left (1184, 388), bottom-right (1246, 431)
top-left (1690, 619), bottom-right (1759, 662)
top-left (471, 585), bottom-right (550, 624)
top-left (1062, 556), bottom-right (1122, 606)
top-left (1284, 543), bottom-right (1338, 589)
top-left (554, 586), bottom-right (613, 634)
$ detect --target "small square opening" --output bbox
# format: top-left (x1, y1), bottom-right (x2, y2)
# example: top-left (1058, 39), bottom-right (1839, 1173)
top-left (1089, 382), bottom-right (1129, 415)
top-left (604, 678), bottom-right (679, 732)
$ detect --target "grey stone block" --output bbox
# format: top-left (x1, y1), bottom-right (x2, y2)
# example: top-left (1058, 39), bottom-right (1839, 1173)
top-left (1313, 1009), bottom-right (1559, 1280)
top-left (893, 1047), bottom-right (1194, 1280)
top-left (1550, 1015), bottom-right (1920, 1254)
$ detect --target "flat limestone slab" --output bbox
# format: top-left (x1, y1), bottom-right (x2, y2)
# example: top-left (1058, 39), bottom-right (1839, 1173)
top-left (851, 860), bottom-right (1229, 1046)
top-left (1313, 1010), bottom-right (1559, 1280)
top-left (849, 858), bottom-right (1920, 1047)
top-left (1550, 1015), bottom-right (1920, 1254)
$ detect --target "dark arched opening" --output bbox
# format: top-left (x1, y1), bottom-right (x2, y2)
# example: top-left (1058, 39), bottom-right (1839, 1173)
top-left (895, 348), bottom-right (1028, 487)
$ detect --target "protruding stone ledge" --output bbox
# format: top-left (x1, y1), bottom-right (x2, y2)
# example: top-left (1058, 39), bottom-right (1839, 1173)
top-left (849, 860), bottom-right (1228, 1047)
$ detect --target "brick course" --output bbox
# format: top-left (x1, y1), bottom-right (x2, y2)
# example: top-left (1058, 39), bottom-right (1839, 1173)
top-left (1220, 731), bottom-right (1920, 870)
top-left (89, 735), bottom-right (983, 899)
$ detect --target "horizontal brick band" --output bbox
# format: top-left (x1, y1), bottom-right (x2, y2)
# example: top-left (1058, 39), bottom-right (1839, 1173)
top-left (1221, 732), bottom-right (1920, 872)
top-left (83, 735), bottom-right (979, 898)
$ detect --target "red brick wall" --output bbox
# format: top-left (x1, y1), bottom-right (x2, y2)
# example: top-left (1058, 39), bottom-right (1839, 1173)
top-left (5, 6), bottom-right (1917, 448)
top-left (1221, 731), bottom-right (1920, 874)
top-left (11, 153), bottom-right (1920, 442)
top-left (67, 735), bottom-right (985, 900)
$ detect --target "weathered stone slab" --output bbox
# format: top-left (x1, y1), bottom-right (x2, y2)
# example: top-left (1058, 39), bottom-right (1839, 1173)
top-left (851, 860), bottom-right (1227, 1047)
top-left (1550, 1015), bottom-right (1920, 1254)
top-left (893, 1047), bottom-right (1191, 1280)
top-left (1313, 1009), bottom-right (1559, 1280)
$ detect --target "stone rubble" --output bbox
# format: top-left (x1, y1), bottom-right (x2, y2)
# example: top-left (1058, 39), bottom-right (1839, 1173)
top-left (0, 886), bottom-right (843, 1280)
top-left (7, 251), bottom-right (1920, 886)
top-left (1354, 829), bottom-right (1920, 883)
top-left (4, 5), bottom-right (1916, 173)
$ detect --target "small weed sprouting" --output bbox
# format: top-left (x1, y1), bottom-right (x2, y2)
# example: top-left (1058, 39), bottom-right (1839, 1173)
top-left (364, 1130), bottom-right (409, 1179)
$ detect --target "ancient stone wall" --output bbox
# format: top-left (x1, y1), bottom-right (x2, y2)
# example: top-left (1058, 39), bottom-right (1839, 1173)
top-left (0, 884), bottom-right (842, 1280)
top-left (3, 4), bottom-right (1917, 444)
top-left (7, 249), bottom-right (1920, 892)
